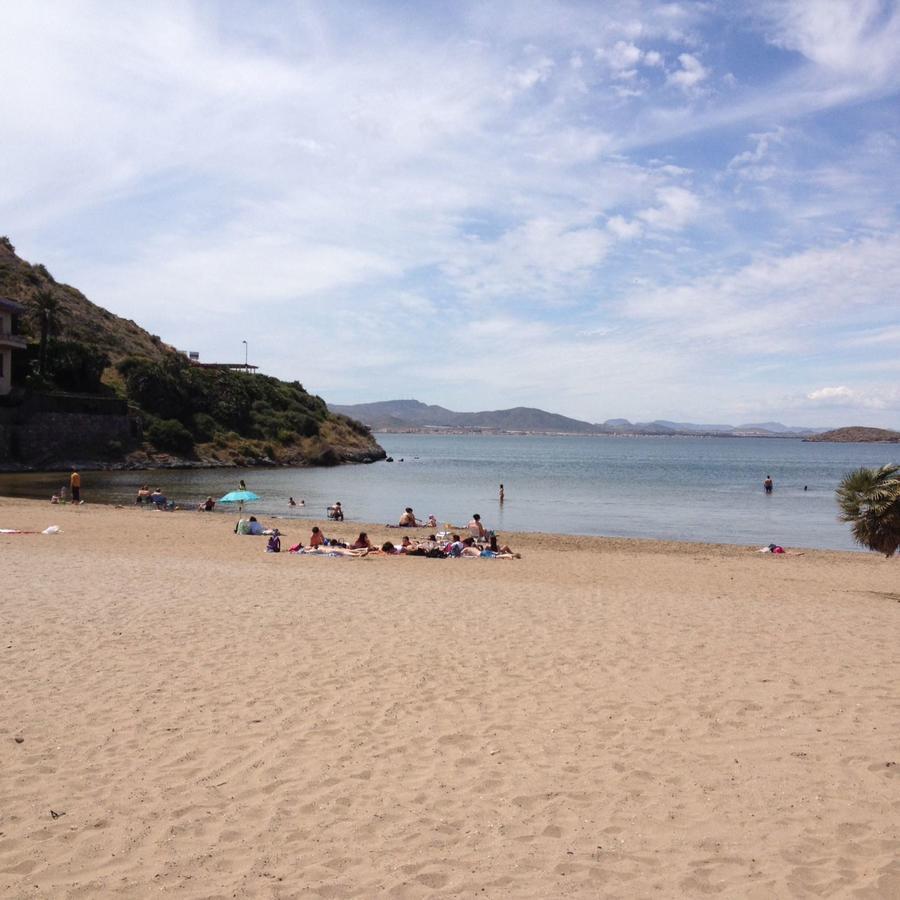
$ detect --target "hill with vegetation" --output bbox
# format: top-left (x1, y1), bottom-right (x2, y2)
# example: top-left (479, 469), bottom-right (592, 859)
top-left (0, 237), bottom-right (384, 467)
top-left (803, 426), bottom-right (900, 443)
top-left (328, 399), bottom-right (606, 433)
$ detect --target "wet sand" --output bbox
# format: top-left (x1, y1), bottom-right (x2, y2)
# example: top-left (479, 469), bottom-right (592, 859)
top-left (1, 498), bottom-right (898, 898)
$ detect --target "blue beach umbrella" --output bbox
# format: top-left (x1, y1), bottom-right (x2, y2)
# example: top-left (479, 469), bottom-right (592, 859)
top-left (219, 490), bottom-right (260, 513)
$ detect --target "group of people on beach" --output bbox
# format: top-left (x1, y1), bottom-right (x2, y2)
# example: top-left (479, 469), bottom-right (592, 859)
top-left (267, 527), bottom-right (518, 558)
top-left (232, 501), bottom-right (518, 558)
top-left (134, 485), bottom-right (178, 510)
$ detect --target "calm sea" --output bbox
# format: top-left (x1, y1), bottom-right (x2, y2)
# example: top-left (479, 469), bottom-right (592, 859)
top-left (1, 434), bottom-right (896, 551)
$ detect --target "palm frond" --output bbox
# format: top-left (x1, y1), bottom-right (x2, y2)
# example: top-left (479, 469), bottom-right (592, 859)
top-left (835, 465), bottom-right (900, 557)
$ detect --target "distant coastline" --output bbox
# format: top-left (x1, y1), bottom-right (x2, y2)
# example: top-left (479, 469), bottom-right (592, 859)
top-left (371, 427), bottom-right (806, 439)
top-left (330, 398), bottom-right (833, 439)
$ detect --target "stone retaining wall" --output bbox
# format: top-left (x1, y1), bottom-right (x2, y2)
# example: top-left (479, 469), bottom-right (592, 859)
top-left (0, 409), bottom-right (141, 469)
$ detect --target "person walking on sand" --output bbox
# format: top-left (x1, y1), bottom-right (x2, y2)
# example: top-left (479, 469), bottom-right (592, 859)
top-left (70, 469), bottom-right (82, 504)
top-left (764, 475), bottom-right (774, 495)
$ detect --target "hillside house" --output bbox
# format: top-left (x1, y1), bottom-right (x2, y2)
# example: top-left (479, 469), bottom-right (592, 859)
top-left (0, 297), bottom-right (27, 396)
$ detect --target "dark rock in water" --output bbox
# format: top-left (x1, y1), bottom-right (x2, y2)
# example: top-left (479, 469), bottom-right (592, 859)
top-left (386, 456), bottom-right (394, 462)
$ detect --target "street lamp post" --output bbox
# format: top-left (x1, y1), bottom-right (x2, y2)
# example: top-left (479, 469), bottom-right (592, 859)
top-left (242, 340), bottom-right (248, 371)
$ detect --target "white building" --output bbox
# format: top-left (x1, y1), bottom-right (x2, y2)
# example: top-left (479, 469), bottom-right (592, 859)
top-left (0, 297), bottom-right (27, 395)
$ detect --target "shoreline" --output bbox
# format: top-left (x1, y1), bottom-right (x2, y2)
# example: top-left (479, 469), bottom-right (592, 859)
top-left (0, 494), bottom-right (868, 557)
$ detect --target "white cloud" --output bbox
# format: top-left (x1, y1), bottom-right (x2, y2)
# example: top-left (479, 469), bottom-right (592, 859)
top-left (803, 385), bottom-right (898, 411)
top-left (758, 0), bottom-right (900, 79)
top-left (847, 326), bottom-right (900, 347)
top-left (509, 55), bottom-right (556, 91)
top-left (667, 52), bottom-right (709, 90)
top-left (621, 234), bottom-right (900, 361)
top-left (727, 127), bottom-right (787, 181)
top-left (607, 215), bottom-right (643, 239)
top-left (806, 386), bottom-right (857, 403)
top-left (637, 186), bottom-right (700, 230)
top-left (442, 216), bottom-right (610, 300)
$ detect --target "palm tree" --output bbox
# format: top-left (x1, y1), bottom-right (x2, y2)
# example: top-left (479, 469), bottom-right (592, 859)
top-left (836, 464), bottom-right (900, 557)
top-left (35, 288), bottom-right (59, 376)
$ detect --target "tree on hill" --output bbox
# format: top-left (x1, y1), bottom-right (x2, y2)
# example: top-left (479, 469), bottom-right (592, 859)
top-left (35, 288), bottom-right (59, 376)
top-left (836, 464), bottom-right (900, 557)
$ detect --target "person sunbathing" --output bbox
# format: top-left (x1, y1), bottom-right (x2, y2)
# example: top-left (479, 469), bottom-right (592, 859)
top-left (468, 514), bottom-right (486, 539)
top-left (309, 526), bottom-right (326, 547)
top-left (444, 534), bottom-right (465, 557)
top-left (350, 532), bottom-right (372, 550)
top-left (378, 541), bottom-right (401, 554)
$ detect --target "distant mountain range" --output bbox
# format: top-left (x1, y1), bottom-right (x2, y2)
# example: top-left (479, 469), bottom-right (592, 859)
top-left (328, 399), bottom-right (828, 438)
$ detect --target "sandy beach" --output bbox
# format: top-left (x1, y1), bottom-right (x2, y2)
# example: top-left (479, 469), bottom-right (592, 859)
top-left (1, 497), bottom-right (898, 898)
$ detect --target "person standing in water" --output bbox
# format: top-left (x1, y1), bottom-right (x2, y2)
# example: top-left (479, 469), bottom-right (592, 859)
top-left (499, 483), bottom-right (505, 503)
top-left (70, 469), bottom-right (82, 504)
top-left (764, 475), bottom-right (774, 494)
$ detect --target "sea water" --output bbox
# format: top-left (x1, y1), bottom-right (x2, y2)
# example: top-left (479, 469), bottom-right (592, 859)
top-left (1, 434), bottom-right (896, 551)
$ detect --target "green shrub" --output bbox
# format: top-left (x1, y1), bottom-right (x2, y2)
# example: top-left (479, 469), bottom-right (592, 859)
top-left (146, 418), bottom-right (194, 455)
top-left (192, 412), bottom-right (218, 442)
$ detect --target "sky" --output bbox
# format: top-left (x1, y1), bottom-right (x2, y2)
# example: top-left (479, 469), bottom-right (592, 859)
top-left (1, 1), bottom-right (899, 427)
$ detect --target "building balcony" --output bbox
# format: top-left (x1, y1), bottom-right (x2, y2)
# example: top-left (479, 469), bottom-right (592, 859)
top-left (0, 331), bottom-right (27, 349)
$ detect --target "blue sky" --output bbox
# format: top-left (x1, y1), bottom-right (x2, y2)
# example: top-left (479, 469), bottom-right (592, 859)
top-left (2, 1), bottom-right (899, 427)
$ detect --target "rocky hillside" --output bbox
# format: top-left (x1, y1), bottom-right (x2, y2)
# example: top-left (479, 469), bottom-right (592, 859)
top-left (803, 426), bottom-right (900, 443)
top-left (0, 237), bottom-right (171, 364)
top-left (0, 237), bottom-right (384, 467)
